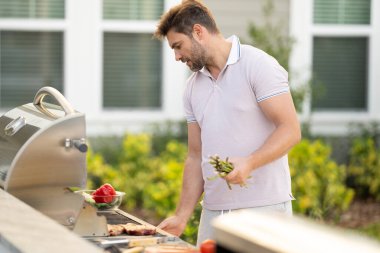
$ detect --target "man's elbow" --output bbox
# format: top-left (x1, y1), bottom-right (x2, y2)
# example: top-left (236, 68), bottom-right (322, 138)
top-left (292, 125), bottom-right (302, 146)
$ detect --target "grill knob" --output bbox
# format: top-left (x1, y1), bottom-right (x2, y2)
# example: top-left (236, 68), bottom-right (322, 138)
top-left (65, 138), bottom-right (88, 153)
top-left (73, 139), bottom-right (88, 153)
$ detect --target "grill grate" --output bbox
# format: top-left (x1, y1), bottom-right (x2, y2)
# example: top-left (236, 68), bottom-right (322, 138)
top-left (99, 211), bottom-right (140, 225)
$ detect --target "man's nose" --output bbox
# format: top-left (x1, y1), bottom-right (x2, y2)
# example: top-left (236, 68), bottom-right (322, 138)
top-left (174, 51), bottom-right (181, 62)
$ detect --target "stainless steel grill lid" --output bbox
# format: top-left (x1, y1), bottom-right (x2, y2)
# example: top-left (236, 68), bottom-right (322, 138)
top-left (0, 87), bottom-right (88, 227)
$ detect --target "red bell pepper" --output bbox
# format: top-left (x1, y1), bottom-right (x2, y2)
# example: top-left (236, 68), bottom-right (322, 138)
top-left (92, 183), bottom-right (116, 203)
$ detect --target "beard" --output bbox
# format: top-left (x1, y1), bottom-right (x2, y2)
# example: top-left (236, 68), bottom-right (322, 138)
top-left (184, 39), bottom-right (207, 72)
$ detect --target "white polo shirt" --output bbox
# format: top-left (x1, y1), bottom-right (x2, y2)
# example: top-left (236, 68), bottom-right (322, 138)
top-left (183, 35), bottom-right (294, 210)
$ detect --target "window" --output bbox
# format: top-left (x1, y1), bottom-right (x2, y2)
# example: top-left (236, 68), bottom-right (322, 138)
top-left (103, 0), bottom-right (163, 20)
top-left (0, 0), bottom-right (187, 135)
top-left (0, 31), bottom-right (63, 107)
top-left (0, 0), bottom-right (64, 19)
top-left (103, 33), bottom-right (162, 108)
top-left (287, 0), bottom-right (380, 134)
top-left (0, 0), bottom-right (64, 108)
top-left (314, 0), bottom-right (371, 24)
top-left (312, 37), bottom-right (368, 110)
top-left (311, 0), bottom-right (371, 112)
top-left (102, 0), bottom-right (164, 109)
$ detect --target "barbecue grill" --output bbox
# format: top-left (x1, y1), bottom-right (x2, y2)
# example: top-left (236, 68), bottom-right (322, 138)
top-left (0, 87), bottom-right (193, 252)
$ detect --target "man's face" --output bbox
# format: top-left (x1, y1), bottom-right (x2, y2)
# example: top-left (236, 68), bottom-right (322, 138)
top-left (167, 29), bottom-right (207, 72)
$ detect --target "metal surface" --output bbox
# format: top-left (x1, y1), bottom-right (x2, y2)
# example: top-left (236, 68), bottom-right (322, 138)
top-left (33, 86), bottom-right (76, 118)
top-left (0, 86), bottom-right (87, 228)
top-left (0, 87), bottom-right (192, 252)
top-left (3, 112), bottom-right (87, 191)
top-left (79, 209), bottom-right (184, 251)
top-left (73, 203), bottom-right (109, 236)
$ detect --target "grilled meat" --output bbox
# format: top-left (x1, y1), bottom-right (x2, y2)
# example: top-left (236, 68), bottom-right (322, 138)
top-left (108, 224), bottom-right (125, 236)
top-left (107, 223), bottom-right (156, 236)
top-left (122, 223), bottom-right (156, 236)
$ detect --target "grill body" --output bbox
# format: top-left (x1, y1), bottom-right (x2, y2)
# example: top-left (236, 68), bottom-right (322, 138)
top-left (0, 87), bottom-right (87, 227)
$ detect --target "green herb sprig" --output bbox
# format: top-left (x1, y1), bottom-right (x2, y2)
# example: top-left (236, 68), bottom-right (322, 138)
top-left (207, 155), bottom-right (251, 190)
top-left (207, 155), bottom-right (234, 190)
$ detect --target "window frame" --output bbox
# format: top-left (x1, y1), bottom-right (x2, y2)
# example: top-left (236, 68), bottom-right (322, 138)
top-left (93, 0), bottom-right (187, 134)
top-left (0, 0), bottom-right (188, 136)
top-left (290, 0), bottom-right (380, 135)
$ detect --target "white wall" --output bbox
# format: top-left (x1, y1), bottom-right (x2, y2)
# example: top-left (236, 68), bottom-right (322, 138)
top-left (64, 0), bottom-right (188, 136)
top-left (290, 0), bottom-right (380, 136)
top-left (203, 0), bottom-right (290, 43)
top-left (0, 0), bottom-right (188, 137)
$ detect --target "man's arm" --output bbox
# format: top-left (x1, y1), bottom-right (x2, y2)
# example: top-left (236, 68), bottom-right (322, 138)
top-left (225, 92), bottom-right (301, 185)
top-left (157, 122), bottom-right (204, 236)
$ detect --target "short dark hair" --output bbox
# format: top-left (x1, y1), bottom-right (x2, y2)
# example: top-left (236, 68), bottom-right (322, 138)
top-left (154, 0), bottom-right (220, 40)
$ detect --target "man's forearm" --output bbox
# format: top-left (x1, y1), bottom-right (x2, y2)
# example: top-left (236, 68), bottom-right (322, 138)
top-left (248, 121), bottom-right (301, 170)
top-left (175, 156), bottom-right (204, 221)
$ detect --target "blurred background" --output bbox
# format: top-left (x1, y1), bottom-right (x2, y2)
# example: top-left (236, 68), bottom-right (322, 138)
top-left (0, 0), bottom-right (379, 245)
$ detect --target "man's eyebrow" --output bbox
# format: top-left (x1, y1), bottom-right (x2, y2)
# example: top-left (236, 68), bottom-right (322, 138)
top-left (171, 41), bottom-right (180, 49)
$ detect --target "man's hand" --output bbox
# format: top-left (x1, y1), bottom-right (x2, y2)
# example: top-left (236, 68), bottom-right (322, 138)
top-left (224, 156), bottom-right (253, 186)
top-left (157, 215), bottom-right (187, 236)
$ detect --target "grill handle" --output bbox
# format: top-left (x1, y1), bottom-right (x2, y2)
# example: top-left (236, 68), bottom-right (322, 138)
top-left (33, 86), bottom-right (75, 118)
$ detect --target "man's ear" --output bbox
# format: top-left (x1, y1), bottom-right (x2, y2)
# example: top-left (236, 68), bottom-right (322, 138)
top-left (192, 24), bottom-right (203, 40)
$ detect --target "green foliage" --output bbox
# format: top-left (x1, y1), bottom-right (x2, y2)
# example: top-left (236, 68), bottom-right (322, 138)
top-left (87, 131), bottom-right (380, 243)
top-left (146, 120), bottom-right (188, 155)
top-left (87, 132), bottom-right (200, 244)
top-left (143, 140), bottom-right (186, 217)
top-left (247, 0), bottom-right (308, 113)
top-left (289, 140), bottom-right (354, 219)
top-left (357, 222), bottom-right (380, 241)
top-left (348, 137), bottom-right (380, 200)
top-left (86, 148), bottom-right (118, 189)
top-left (88, 136), bottom-right (124, 166)
top-left (248, 0), bottom-right (292, 70)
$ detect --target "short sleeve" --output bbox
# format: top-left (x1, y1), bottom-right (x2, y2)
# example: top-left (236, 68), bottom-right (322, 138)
top-left (183, 77), bottom-right (197, 123)
top-left (250, 53), bottom-right (289, 103)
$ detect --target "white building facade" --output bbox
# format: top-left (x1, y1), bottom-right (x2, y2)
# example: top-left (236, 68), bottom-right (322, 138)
top-left (0, 0), bottom-right (187, 136)
top-left (0, 0), bottom-right (379, 136)
top-left (290, 0), bottom-right (380, 135)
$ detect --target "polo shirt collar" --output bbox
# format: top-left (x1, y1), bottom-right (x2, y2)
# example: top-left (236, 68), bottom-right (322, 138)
top-left (226, 35), bottom-right (241, 65)
top-left (199, 35), bottom-right (241, 75)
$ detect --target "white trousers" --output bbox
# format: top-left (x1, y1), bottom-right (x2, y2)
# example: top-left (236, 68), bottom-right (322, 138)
top-left (196, 201), bottom-right (293, 247)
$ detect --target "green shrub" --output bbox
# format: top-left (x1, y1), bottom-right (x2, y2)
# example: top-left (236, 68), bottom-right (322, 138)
top-left (87, 134), bottom-right (360, 243)
top-left (357, 222), bottom-right (380, 241)
top-left (86, 148), bottom-right (118, 189)
top-left (147, 120), bottom-right (188, 155)
top-left (289, 140), bottom-right (354, 219)
top-left (87, 133), bottom-right (200, 244)
top-left (143, 140), bottom-right (186, 217)
top-left (348, 138), bottom-right (380, 200)
top-left (142, 140), bottom-right (201, 244)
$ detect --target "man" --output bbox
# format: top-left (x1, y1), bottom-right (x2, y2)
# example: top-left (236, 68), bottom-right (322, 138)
top-left (154, 0), bottom-right (301, 245)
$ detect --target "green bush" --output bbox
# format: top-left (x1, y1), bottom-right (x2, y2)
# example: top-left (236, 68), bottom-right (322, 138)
top-left (86, 148), bottom-right (118, 189)
top-left (143, 140), bottom-right (186, 217)
top-left (87, 134), bottom-right (361, 243)
top-left (289, 140), bottom-right (354, 219)
top-left (87, 133), bottom-right (200, 244)
top-left (348, 138), bottom-right (380, 200)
